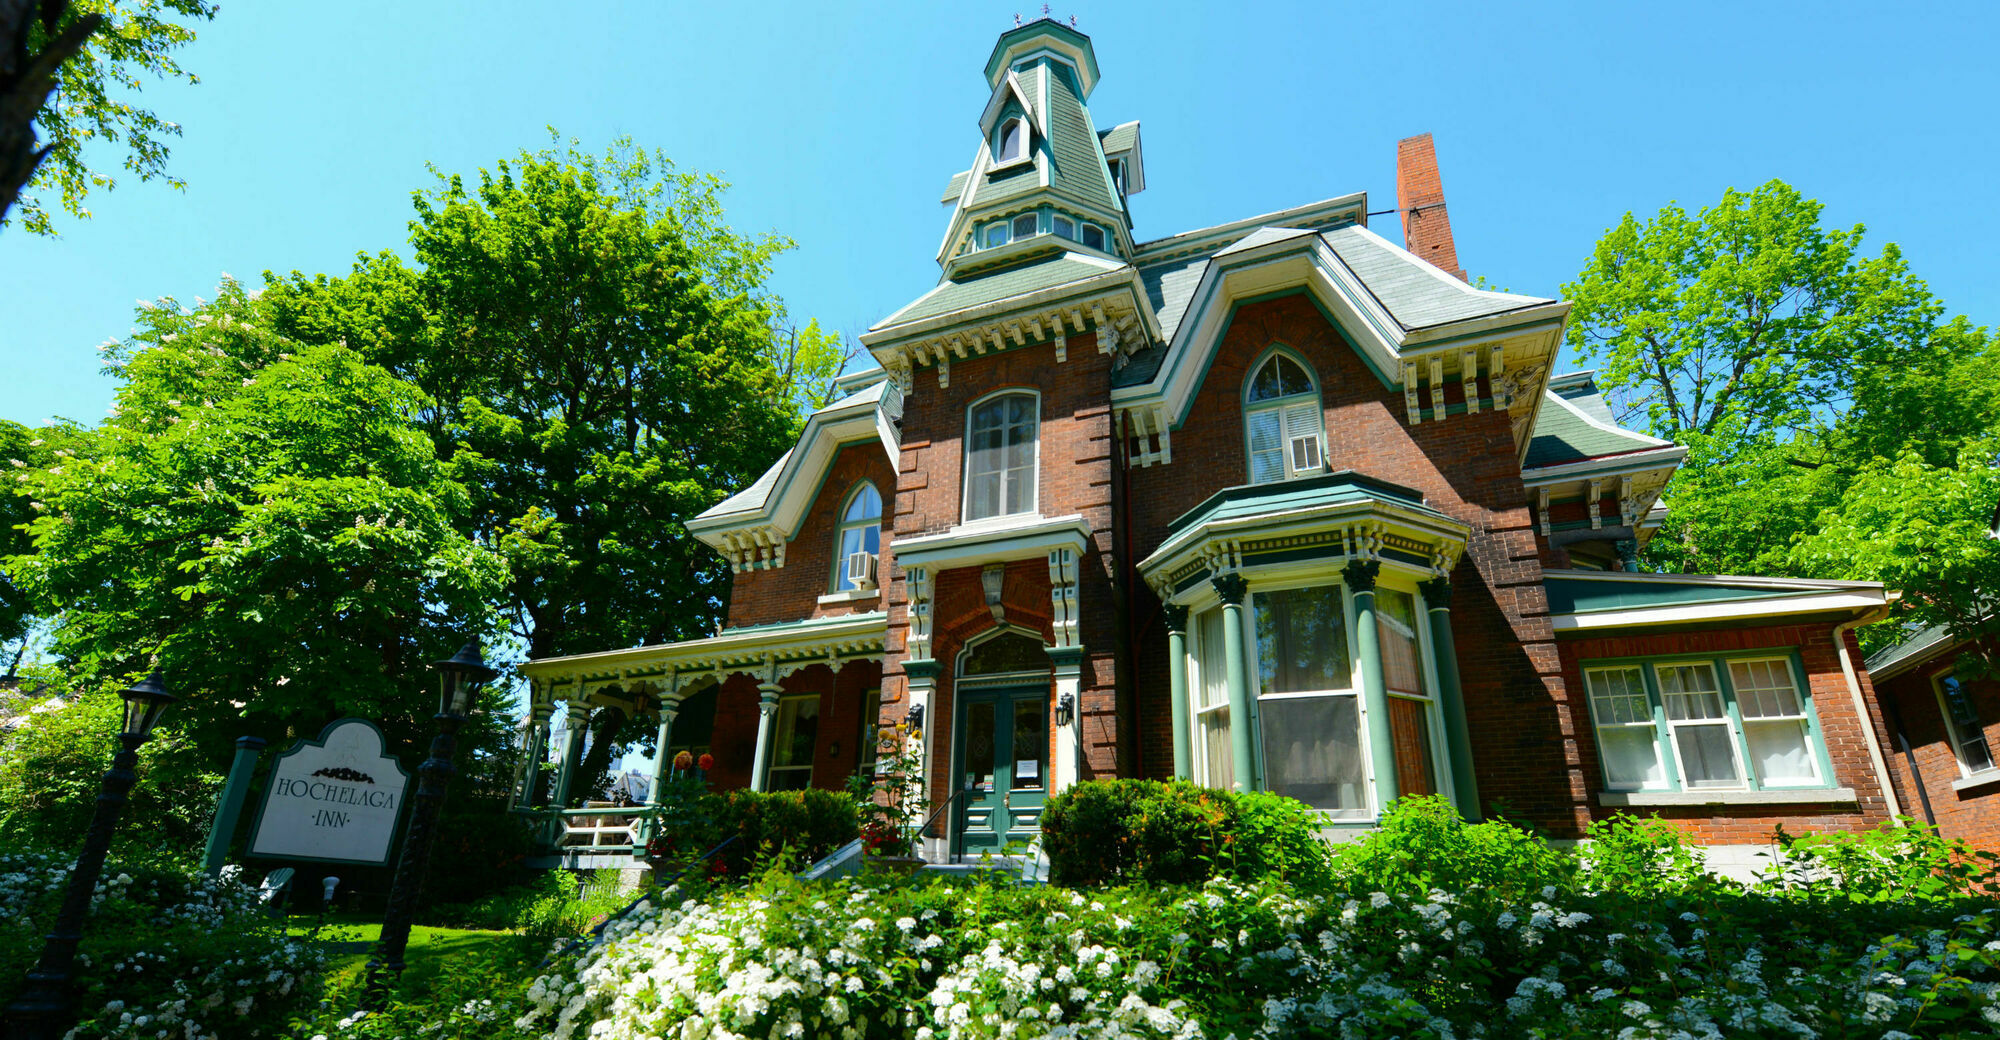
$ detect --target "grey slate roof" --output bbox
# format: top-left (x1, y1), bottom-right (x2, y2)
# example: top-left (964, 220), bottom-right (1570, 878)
top-left (1320, 226), bottom-right (1551, 332)
top-left (877, 250), bottom-right (1125, 329)
top-left (1548, 371), bottom-right (1618, 424)
top-left (1524, 389), bottom-right (1672, 468)
top-left (1097, 121), bottom-right (1139, 156)
top-left (1865, 622), bottom-right (1957, 678)
top-left (1041, 62), bottom-right (1120, 216)
top-left (941, 171), bottom-right (969, 203)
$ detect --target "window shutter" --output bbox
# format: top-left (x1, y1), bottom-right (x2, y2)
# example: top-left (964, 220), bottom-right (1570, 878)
top-left (1247, 409), bottom-right (1283, 484)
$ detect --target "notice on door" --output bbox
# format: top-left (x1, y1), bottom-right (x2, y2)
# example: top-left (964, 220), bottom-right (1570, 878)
top-left (1016, 759), bottom-right (1039, 780)
top-left (248, 718), bottom-right (411, 866)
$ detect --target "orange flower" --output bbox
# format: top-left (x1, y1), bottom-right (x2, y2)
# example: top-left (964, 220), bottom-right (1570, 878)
top-left (697, 753), bottom-right (716, 772)
top-left (672, 750), bottom-right (694, 770)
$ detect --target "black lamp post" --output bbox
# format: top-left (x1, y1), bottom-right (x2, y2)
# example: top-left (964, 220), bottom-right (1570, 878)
top-left (5, 670), bottom-right (176, 1040)
top-left (360, 640), bottom-right (496, 1010)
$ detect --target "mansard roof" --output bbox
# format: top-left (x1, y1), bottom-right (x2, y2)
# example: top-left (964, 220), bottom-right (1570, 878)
top-left (876, 248), bottom-right (1129, 330)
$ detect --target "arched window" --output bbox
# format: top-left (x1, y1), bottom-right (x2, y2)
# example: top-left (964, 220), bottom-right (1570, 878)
top-left (964, 391), bottom-right (1038, 521)
top-left (995, 117), bottom-right (1027, 164)
top-left (834, 482), bottom-right (882, 591)
top-left (1244, 350), bottom-right (1325, 484)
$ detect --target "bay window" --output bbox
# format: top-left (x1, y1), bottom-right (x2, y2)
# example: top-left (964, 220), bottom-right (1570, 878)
top-left (1251, 584), bottom-right (1366, 816)
top-left (964, 392), bottom-right (1038, 521)
top-left (1584, 654), bottom-right (1830, 795)
top-left (1194, 607), bottom-right (1233, 791)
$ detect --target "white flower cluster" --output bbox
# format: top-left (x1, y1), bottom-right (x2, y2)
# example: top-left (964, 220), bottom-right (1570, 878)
top-left (0, 852), bottom-right (327, 1040)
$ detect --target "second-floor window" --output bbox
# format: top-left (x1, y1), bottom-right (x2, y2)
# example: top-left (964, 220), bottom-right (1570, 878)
top-left (1245, 350), bottom-right (1325, 484)
top-left (964, 391), bottom-right (1038, 521)
top-left (834, 482), bottom-right (881, 592)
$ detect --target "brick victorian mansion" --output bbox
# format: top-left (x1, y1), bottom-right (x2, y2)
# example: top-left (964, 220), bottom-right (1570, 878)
top-left (518, 19), bottom-right (1920, 871)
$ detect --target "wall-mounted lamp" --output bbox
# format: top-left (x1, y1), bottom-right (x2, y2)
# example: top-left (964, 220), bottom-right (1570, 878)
top-left (906, 703), bottom-right (925, 735)
top-left (1053, 691), bottom-right (1074, 728)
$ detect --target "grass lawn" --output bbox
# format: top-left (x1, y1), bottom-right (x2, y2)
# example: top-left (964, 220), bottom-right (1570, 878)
top-left (297, 914), bottom-right (529, 995)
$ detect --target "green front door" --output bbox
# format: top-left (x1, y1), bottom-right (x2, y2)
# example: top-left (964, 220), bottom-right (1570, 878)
top-left (953, 685), bottom-right (1049, 856)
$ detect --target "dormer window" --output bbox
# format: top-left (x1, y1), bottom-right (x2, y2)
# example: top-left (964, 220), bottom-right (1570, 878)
top-left (1245, 350), bottom-right (1326, 484)
top-left (996, 117), bottom-right (1027, 164)
top-left (1052, 215), bottom-right (1076, 241)
top-left (1012, 213), bottom-right (1037, 239)
top-left (1082, 223), bottom-right (1106, 251)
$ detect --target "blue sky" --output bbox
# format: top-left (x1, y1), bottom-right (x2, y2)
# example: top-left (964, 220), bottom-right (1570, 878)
top-left (3, 1), bottom-right (1997, 428)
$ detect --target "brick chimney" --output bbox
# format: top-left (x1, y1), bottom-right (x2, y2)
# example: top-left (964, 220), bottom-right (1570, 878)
top-left (1396, 133), bottom-right (1466, 281)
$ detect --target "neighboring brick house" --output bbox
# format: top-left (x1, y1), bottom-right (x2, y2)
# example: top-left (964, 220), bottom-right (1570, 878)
top-left (1866, 629), bottom-right (2000, 849)
top-left (518, 20), bottom-right (1911, 869)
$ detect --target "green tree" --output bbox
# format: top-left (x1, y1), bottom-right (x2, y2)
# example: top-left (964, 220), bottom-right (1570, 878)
top-left (4, 279), bottom-right (509, 758)
top-left (1, 0), bottom-right (216, 235)
top-left (1563, 179), bottom-right (1938, 442)
top-left (257, 136), bottom-right (839, 791)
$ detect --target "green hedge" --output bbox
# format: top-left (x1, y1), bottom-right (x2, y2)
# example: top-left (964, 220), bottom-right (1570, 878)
top-left (649, 786), bottom-right (860, 880)
top-left (1038, 779), bottom-right (1332, 887)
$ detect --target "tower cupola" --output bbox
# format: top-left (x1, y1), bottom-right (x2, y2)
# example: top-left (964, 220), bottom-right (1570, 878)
top-left (932, 18), bottom-right (1143, 275)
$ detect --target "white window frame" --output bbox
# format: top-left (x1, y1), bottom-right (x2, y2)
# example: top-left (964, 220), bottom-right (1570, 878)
top-left (1583, 665), bottom-right (1669, 792)
top-left (1242, 347), bottom-right (1327, 485)
top-left (994, 115), bottom-right (1030, 166)
top-left (961, 389), bottom-right (1040, 523)
top-left (833, 481), bottom-right (882, 592)
top-left (1931, 667), bottom-right (1997, 779)
top-left (1581, 653), bottom-right (1835, 795)
top-left (1052, 215), bottom-right (1076, 241)
top-left (1011, 212), bottom-right (1039, 239)
top-left (983, 222), bottom-right (1010, 249)
top-left (1081, 223), bottom-right (1106, 251)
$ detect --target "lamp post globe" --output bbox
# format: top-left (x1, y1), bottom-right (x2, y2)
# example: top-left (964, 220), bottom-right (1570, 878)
top-left (361, 638), bottom-right (496, 1010)
top-left (4, 669), bottom-right (175, 1040)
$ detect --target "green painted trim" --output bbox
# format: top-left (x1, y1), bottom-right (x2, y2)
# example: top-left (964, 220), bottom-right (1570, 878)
top-left (904, 659), bottom-right (942, 679)
top-left (1350, 588), bottom-right (1397, 807)
top-left (203, 738), bottom-right (267, 875)
top-left (1045, 646), bottom-right (1086, 666)
top-left (1221, 600), bottom-right (1255, 793)
top-left (1421, 592), bottom-right (1480, 821)
top-left (1166, 627), bottom-right (1193, 780)
top-left (1166, 469), bottom-right (1426, 537)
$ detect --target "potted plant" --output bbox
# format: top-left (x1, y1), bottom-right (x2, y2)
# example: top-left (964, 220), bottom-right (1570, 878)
top-left (856, 722), bottom-right (929, 876)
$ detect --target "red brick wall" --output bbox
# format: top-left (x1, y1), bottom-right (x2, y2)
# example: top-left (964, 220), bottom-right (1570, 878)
top-left (726, 442), bottom-right (898, 629)
top-left (1557, 624), bottom-right (1896, 842)
top-left (878, 338), bottom-right (1121, 813)
top-left (1123, 294), bottom-right (1578, 832)
top-left (1876, 649), bottom-right (2000, 850)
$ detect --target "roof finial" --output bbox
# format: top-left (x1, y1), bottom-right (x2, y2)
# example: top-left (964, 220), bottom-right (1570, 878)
top-left (1070, 15), bottom-right (1078, 28)
top-left (1014, 13), bottom-right (1021, 27)
top-left (1041, 3), bottom-right (1050, 15)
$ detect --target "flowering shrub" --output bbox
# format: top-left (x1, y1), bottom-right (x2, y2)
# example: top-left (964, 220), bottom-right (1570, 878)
top-left (0, 851), bottom-right (326, 1039)
top-left (515, 865), bottom-right (2000, 1039)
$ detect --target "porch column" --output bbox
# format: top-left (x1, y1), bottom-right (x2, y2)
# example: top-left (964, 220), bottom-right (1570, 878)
top-left (749, 681), bottom-right (782, 793)
top-left (645, 694), bottom-right (683, 807)
top-left (1162, 604), bottom-right (1193, 780)
top-left (518, 700), bottom-right (554, 808)
top-left (1345, 559), bottom-right (1398, 807)
top-left (903, 564), bottom-right (939, 829)
top-left (552, 698), bottom-right (588, 809)
top-left (1421, 578), bottom-right (1481, 820)
top-left (1211, 572), bottom-right (1254, 792)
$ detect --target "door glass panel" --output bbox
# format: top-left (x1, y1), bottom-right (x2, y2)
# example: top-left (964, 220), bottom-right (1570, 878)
top-left (1388, 695), bottom-right (1437, 796)
top-left (1011, 700), bottom-right (1046, 791)
top-left (964, 701), bottom-right (996, 792)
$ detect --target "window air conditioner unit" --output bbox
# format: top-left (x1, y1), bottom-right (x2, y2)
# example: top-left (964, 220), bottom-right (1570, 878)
top-left (845, 550), bottom-right (878, 590)
top-left (1288, 434), bottom-right (1323, 473)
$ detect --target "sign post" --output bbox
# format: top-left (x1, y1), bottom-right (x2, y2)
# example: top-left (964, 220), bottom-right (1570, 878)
top-left (247, 720), bottom-right (412, 867)
top-left (202, 736), bottom-right (268, 875)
